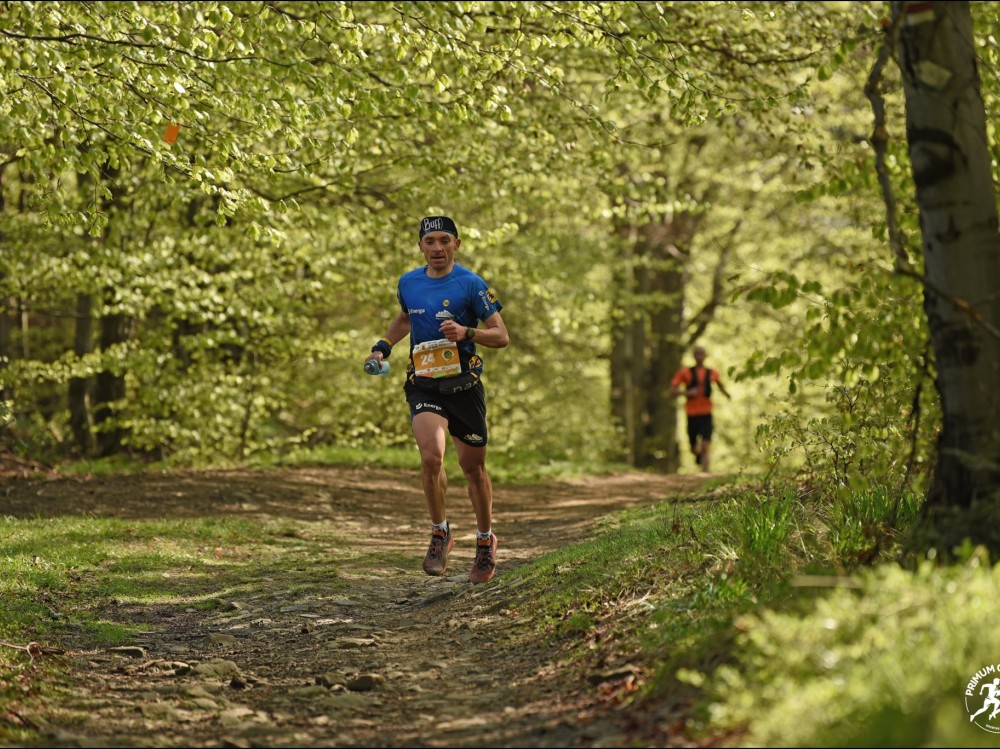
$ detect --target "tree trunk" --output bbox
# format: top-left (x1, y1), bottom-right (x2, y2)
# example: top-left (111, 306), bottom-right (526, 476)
top-left (0, 163), bottom-right (9, 409)
top-left (94, 305), bottom-right (128, 457)
top-left (610, 261), bottom-right (635, 463)
top-left (632, 246), bottom-right (654, 467)
top-left (69, 294), bottom-right (94, 455)
top-left (894, 1), bottom-right (1000, 551)
top-left (609, 139), bottom-right (719, 472)
top-left (609, 215), bottom-right (695, 472)
top-left (0, 297), bottom-right (10, 407)
top-left (644, 221), bottom-right (688, 472)
top-left (610, 216), bottom-right (652, 466)
top-left (89, 163), bottom-right (132, 457)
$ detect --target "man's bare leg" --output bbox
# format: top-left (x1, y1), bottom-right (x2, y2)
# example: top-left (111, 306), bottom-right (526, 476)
top-left (412, 411), bottom-right (449, 523)
top-left (700, 440), bottom-right (712, 473)
top-left (455, 438), bottom-right (497, 584)
top-left (454, 439), bottom-right (492, 533)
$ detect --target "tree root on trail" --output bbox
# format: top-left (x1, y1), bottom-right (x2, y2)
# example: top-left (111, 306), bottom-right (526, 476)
top-left (0, 641), bottom-right (65, 660)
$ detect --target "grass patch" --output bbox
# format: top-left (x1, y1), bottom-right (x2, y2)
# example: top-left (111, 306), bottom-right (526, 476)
top-left (501, 505), bottom-right (682, 625)
top-left (0, 515), bottom-right (335, 642)
top-left (0, 512), bottom-right (349, 743)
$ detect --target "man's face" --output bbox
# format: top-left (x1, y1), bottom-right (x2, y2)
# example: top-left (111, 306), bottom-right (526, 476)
top-left (694, 347), bottom-right (706, 365)
top-left (419, 231), bottom-right (459, 271)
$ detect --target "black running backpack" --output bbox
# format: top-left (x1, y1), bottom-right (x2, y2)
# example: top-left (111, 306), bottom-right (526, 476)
top-left (691, 367), bottom-right (711, 398)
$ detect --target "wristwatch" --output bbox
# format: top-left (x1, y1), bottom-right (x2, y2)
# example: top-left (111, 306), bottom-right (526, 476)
top-left (465, 326), bottom-right (475, 341)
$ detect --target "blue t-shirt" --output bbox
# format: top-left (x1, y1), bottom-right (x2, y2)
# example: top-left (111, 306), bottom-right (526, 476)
top-left (397, 263), bottom-right (503, 375)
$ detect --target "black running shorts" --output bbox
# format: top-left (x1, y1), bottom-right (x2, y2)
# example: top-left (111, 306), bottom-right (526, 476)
top-left (686, 414), bottom-right (713, 449)
top-left (405, 381), bottom-right (489, 447)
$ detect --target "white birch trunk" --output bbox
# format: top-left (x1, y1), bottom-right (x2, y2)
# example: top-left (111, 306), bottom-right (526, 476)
top-left (894, 1), bottom-right (1000, 525)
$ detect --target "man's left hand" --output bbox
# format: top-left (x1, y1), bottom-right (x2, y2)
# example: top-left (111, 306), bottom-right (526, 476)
top-left (439, 320), bottom-right (463, 341)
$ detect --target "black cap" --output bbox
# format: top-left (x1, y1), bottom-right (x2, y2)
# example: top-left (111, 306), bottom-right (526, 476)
top-left (419, 216), bottom-right (459, 239)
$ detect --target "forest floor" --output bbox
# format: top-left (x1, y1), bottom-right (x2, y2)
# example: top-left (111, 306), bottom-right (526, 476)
top-left (0, 462), bottom-right (712, 748)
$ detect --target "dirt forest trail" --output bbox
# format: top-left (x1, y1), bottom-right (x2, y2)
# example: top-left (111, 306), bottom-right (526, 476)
top-left (1, 466), bottom-right (711, 748)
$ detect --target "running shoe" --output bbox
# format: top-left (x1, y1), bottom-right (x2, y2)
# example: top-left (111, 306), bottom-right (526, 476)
top-left (469, 533), bottom-right (498, 584)
top-left (422, 527), bottom-right (454, 576)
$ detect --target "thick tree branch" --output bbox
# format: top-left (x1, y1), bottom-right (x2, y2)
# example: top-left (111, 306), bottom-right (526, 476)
top-left (686, 219), bottom-right (742, 347)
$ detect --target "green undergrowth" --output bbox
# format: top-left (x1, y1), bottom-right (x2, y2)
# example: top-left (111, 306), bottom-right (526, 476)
top-left (701, 554), bottom-right (1000, 747)
top-left (499, 479), bottom-right (998, 747)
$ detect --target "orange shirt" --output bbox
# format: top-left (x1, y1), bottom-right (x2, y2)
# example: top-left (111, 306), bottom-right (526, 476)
top-left (671, 366), bottom-right (720, 416)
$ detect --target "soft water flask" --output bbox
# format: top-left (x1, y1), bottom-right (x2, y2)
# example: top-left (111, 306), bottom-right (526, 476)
top-left (364, 360), bottom-right (390, 375)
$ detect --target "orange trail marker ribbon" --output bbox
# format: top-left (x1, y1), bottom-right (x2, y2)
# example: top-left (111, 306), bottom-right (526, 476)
top-left (163, 122), bottom-right (180, 144)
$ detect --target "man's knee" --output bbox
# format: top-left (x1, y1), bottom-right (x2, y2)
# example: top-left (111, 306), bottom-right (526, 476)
top-left (462, 462), bottom-right (488, 484)
top-left (458, 450), bottom-right (487, 479)
top-left (421, 452), bottom-right (444, 476)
